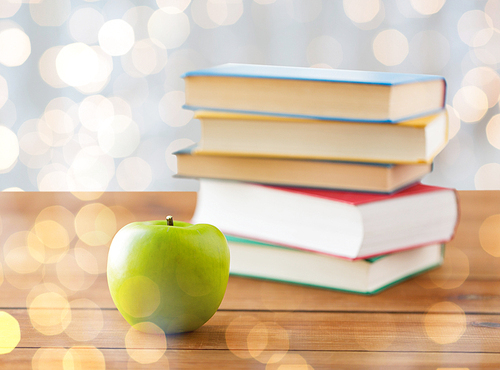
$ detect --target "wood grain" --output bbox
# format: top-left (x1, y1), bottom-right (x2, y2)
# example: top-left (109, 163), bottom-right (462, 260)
top-left (0, 190), bottom-right (499, 369)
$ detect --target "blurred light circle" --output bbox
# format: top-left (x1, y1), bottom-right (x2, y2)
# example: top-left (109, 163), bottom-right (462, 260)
top-left (74, 239), bottom-right (108, 274)
top-left (0, 75), bottom-right (8, 110)
top-left (409, 30), bottom-right (450, 73)
top-left (486, 114), bottom-right (500, 149)
top-left (424, 244), bottom-right (469, 289)
top-left (473, 31), bottom-right (500, 66)
top-left (98, 19), bottom-right (135, 56)
top-left (39, 46), bottom-right (68, 88)
top-left (28, 292), bottom-right (72, 336)
top-left (475, 163), bottom-right (500, 190)
top-left (410, 0), bottom-right (446, 15)
top-left (76, 46), bottom-right (114, 94)
top-left (148, 9), bottom-right (190, 49)
top-left (485, 0), bottom-right (500, 31)
top-left (118, 276), bottom-right (161, 318)
top-left (63, 346), bottom-right (106, 369)
top-left (479, 213), bottom-right (500, 256)
top-left (207, 0), bottom-right (244, 26)
top-left (0, 99), bottom-right (17, 129)
top-left (18, 118), bottom-right (52, 169)
top-left (56, 43), bottom-right (100, 87)
top-left (452, 86), bottom-right (489, 123)
top-left (457, 10), bottom-right (494, 48)
top-left (130, 40), bottom-right (159, 76)
top-left (46, 95), bottom-right (78, 115)
top-left (32, 347), bottom-right (67, 370)
top-left (265, 354), bottom-right (312, 370)
top-left (74, 202), bottom-right (117, 246)
top-left (5, 245), bottom-right (41, 274)
top-left (462, 66), bottom-right (500, 108)
top-left (191, 0), bottom-right (219, 29)
top-left (225, 315), bottom-right (260, 359)
top-left (36, 205), bottom-right (76, 242)
top-left (67, 146), bottom-right (115, 191)
top-left (30, 0), bottom-right (71, 26)
top-left (37, 164), bottom-right (70, 191)
top-left (446, 104), bottom-right (461, 140)
top-left (125, 322), bottom-right (166, 364)
top-left (74, 247), bottom-right (99, 275)
top-left (373, 29), bottom-right (408, 66)
top-left (3, 231), bottom-right (44, 289)
top-left (0, 312), bottom-right (21, 355)
top-left (116, 157), bottom-right (153, 190)
top-left (247, 322), bottom-right (289, 363)
top-left (306, 35), bottom-right (343, 68)
top-left (123, 38), bottom-right (168, 77)
top-left (123, 6), bottom-right (154, 41)
top-left (109, 96), bottom-right (133, 117)
top-left (159, 91), bottom-right (194, 127)
top-left (69, 7), bottom-right (105, 44)
top-left (97, 115), bottom-right (141, 158)
top-left (165, 138), bottom-right (195, 172)
top-left (0, 28), bottom-right (31, 67)
top-left (285, 0), bottom-right (321, 23)
top-left (79, 95), bottom-right (115, 132)
top-left (41, 109), bottom-right (76, 146)
top-left (157, 0), bottom-right (191, 13)
top-left (56, 252), bottom-right (91, 291)
top-left (34, 219), bottom-right (71, 256)
top-left (0, 0), bottom-right (22, 18)
top-left (424, 301), bottom-right (466, 344)
top-left (0, 126), bottom-right (19, 171)
top-left (343, 0), bottom-right (380, 24)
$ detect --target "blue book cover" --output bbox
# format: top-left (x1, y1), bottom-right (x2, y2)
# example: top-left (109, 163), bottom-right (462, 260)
top-left (182, 63), bottom-right (447, 123)
top-left (182, 63), bottom-right (445, 86)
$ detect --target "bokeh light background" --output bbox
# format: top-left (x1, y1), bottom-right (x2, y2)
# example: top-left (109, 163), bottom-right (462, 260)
top-left (0, 0), bottom-right (500, 191)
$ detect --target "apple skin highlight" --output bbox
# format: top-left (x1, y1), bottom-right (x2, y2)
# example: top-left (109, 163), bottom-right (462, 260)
top-left (107, 218), bottom-right (230, 334)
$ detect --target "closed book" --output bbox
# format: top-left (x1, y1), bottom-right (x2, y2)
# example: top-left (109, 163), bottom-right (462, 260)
top-left (183, 63), bottom-right (446, 123)
top-left (192, 110), bottom-right (448, 164)
top-left (227, 235), bottom-right (444, 294)
top-left (175, 144), bottom-right (432, 193)
top-left (192, 179), bottom-right (459, 260)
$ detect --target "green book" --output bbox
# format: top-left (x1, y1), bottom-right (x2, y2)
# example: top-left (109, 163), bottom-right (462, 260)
top-left (226, 235), bottom-right (444, 295)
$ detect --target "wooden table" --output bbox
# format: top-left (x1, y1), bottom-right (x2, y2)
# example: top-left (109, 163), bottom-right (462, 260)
top-left (1, 191), bottom-right (500, 369)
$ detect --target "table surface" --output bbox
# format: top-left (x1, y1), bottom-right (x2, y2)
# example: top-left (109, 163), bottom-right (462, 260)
top-left (1, 190), bottom-right (500, 369)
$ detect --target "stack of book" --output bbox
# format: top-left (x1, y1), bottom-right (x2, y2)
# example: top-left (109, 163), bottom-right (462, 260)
top-left (175, 63), bottom-right (460, 294)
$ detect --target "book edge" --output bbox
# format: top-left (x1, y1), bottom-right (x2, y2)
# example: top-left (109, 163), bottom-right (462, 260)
top-left (229, 260), bottom-right (443, 295)
top-left (182, 63), bottom-right (445, 86)
top-left (183, 105), bottom-right (445, 124)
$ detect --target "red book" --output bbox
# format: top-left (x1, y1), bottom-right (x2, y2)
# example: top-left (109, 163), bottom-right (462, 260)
top-left (192, 179), bottom-right (459, 260)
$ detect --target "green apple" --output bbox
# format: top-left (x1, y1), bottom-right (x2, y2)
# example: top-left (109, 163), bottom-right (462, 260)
top-left (107, 216), bottom-right (230, 334)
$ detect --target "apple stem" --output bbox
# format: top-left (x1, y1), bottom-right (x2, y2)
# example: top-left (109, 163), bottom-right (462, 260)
top-left (166, 215), bottom-right (174, 226)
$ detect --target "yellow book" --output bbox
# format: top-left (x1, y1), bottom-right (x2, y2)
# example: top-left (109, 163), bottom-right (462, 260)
top-left (193, 110), bottom-right (448, 164)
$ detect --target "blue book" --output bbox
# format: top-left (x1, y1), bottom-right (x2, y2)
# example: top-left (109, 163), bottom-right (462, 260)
top-left (182, 63), bottom-right (446, 123)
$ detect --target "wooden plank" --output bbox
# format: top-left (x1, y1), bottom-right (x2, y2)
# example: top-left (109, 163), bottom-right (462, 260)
top-left (2, 348), bottom-right (499, 370)
top-left (0, 192), bottom-right (197, 220)
top-left (3, 273), bottom-right (500, 313)
top-left (5, 308), bottom-right (500, 353)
